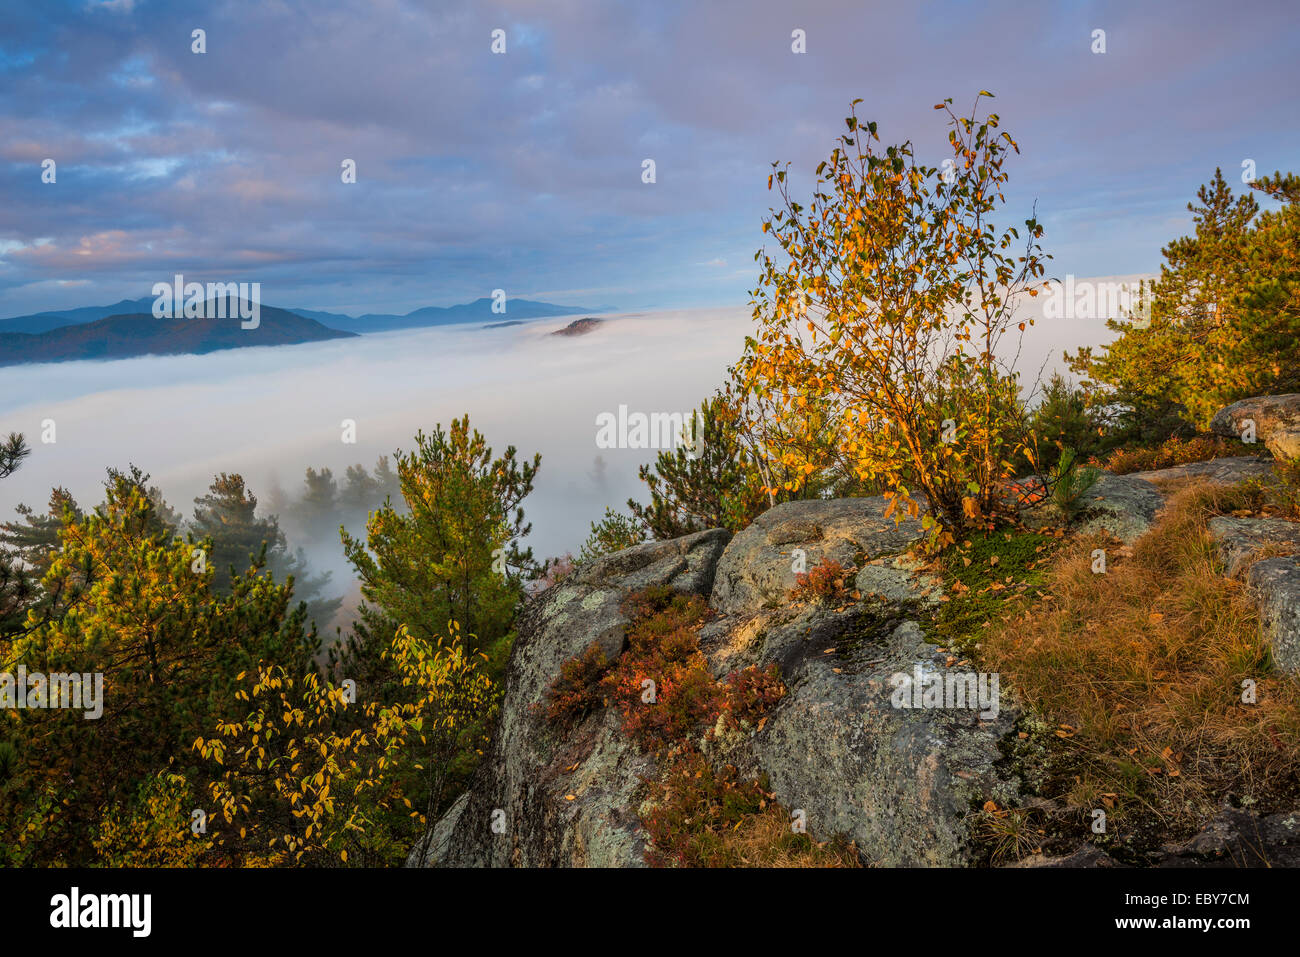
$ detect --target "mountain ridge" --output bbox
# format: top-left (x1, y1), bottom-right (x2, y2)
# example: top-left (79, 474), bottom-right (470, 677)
top-left (0, 296), bottom-right (615, 336)
top-left (0, 301), bottom-right (355, 368)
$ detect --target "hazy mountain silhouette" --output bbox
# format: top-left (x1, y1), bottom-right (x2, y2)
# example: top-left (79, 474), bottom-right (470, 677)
top-left (1, 296), bottom-right (614, 337)
top-left (0, 296), bottom-right (157, 334)
top-left (297, 297), bottom-right (615, 333)
top-left (0, 300), bottom-right (355, 367)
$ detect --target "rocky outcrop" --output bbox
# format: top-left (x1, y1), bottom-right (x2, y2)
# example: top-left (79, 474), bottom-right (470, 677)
top-left (709, 497), bottom-right (921, 616)
top-left (1076, 473), bottom-right (1164, 544)
top-left (1208, 516), bottom-right (1300, 577)
top-left (407, 529), bottom-right (729, 868)
top-left (855, 559), bottom-right (944, 609)
top-left (753, 618), bottom-right (1019, 866)
top-left (1130, 454), bottom-right (1273, 486)
top-left (1020, 807), bottom-right (1300, 868)
top-left (409, 405), bottom-right (1300, 868)
top-left (702, 499), bottom-right (1021, 865)
top-left (1245, 557), bottom-right (1300, 673)
top-left (1013, 844), bottom-right (1123, 868)
top-left (412, 496), bottom-right (1024, 868)
top-left (1207, 515), bottom-right (1300, 672)
top-left (1155, 807), bottom-right (1300, 867)
top-left (1210, 394), bottom-right (1300, 461)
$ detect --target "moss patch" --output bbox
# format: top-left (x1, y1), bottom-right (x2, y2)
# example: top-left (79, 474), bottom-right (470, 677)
top-left (932, 525), bottom-right (1061, 654)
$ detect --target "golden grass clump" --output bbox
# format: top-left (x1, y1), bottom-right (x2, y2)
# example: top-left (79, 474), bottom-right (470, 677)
top-left (979, 482), bottom-right (1300, 834)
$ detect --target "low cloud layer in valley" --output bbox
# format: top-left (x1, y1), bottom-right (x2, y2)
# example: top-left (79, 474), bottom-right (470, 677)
top-left (0, 286), bottom-right (1135, 613)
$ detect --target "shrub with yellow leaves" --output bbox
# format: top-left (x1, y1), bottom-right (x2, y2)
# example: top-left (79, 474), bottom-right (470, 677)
top-left (738, 93), bottom-right (1048, 546)
top-left (194, 621), bottom-right (494, 867)
top-left (92, 771), bottom-right (213, 867)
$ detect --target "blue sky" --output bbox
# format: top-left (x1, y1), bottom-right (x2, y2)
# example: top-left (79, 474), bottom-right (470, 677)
top-left (0, 0), bottom-right (1297, 318)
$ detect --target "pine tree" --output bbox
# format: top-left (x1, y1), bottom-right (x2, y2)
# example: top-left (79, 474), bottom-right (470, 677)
top-left (340, 463), bottom-right (380, 513)
top-left (627, 389), bottom-right (849, 539)
top-left (293, 466), bottom-right (339, 542)
top-left (339, 416), bottom-right (539, 673)
top-left (0, 433), bottom-right (29, 480)
top-left (372, 455), bottom-right (401, 503)
top-left (628, 392), bottom-right (768, 538)
top-left (0, 488), bottom-right (81, 636)
top-left (578, 508), bottom-right (646, 563)
top-left (190, 472), bottom-right (342, 629)
top-left (0, 434), bottom-right (35, 637)
top-left (1, 476), bottom-right (316, 865)
top-left (191, 472), bottom-right (276, 591)
top-left (1068, 168), bottom-right (1300, 433)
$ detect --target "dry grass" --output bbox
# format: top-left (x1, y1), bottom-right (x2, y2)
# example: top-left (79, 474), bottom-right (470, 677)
top-left (980, 482), bottom-right (1300, 840)
top-left (721, 808), bottom-right (862, 868)
top-left (1100, 435), bottom-right (1248, 475)
top-left (976, 804), bottom-right (1046, 864)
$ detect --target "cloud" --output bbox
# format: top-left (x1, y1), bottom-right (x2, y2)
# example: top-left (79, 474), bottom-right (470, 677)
top-left (0, 0), bottom-right (1295, 318)
top-left (0, 288), bottom-right (1127, 581)
top-left (87, 0), bottom-right (136, 14)
top-left (0, 308), bottom-right (754, 573)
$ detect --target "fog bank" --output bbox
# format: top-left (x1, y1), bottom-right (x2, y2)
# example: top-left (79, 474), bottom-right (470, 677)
top-left (0, 286), bottom-right (1134, 586)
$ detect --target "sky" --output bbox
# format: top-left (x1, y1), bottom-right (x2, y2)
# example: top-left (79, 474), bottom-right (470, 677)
top-left (1, 0), bottom-right (1298, 318)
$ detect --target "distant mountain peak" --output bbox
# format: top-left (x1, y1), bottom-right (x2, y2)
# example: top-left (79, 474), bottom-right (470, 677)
top-left (0, 294), bottom-right (614, 353)
top-left (0, 302), bottom-right (354, 368)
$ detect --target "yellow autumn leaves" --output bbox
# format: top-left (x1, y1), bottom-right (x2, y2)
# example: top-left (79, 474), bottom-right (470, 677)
top-left (741, 94), bottom-right (1047, 541)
